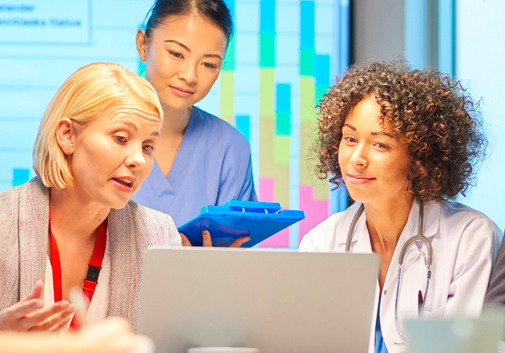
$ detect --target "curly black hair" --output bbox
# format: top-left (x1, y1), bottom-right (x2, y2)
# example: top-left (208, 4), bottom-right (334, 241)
top-left (315, 60), bottom-right (487, 203)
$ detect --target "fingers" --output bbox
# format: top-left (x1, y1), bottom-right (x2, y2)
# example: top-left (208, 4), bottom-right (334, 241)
top-left (21, 281), bottom-right (44, 302)
top-left (0, 299), bottom-right (43, 330)
top-left (78, 318), bottom-right (140, 353)
top-left (25, 301), bottom-right (75, 332)
top-left (202, 230), bottom-right (212, 247)
top-left (229, 236), bottom-right (251, 248)
top-left (179, 232), bottom-right (192, 246)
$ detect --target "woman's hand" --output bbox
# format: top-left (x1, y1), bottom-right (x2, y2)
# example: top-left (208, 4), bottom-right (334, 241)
top-left (74, 318), bottom-right (143, 353)
top-left (0, 281), bottom-right (75, 332)
top-left (180, 230), bottom-right (251, 247)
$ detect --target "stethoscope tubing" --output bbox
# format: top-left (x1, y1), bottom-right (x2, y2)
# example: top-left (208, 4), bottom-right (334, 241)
top-left (345, 199), bottom-right (433, 345)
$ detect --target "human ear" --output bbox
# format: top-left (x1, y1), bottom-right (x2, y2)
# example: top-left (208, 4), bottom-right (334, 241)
top-left (55, 118), bottom-right (76, 155)
top-left (136, 28), bottom-right (147, 62)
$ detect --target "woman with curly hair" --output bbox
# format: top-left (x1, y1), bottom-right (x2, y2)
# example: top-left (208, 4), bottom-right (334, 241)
top-left (299, 60), bottom-right (501, 353)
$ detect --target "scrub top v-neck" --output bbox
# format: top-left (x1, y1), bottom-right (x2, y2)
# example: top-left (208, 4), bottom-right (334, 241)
top-left (133, 106), bottom-right (257, 227)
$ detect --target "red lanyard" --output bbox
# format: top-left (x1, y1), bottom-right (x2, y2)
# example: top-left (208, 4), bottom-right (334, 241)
top-left (49, 211), bottom-right (107, 329)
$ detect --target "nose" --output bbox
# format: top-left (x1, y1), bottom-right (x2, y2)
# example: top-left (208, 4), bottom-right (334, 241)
top-left (177, 59), bottom-right (197, 85)
top-left (125, 144), bottom-right (146, 170)
top-left (348, 143), bottom-right (368, 168)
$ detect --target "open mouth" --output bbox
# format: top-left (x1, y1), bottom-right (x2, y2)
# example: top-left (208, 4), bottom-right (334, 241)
top-left (112, 178), bottom-right (133, 187)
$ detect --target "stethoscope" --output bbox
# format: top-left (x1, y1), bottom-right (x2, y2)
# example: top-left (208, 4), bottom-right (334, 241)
top-left (345, 200), bottom-right (433, 346)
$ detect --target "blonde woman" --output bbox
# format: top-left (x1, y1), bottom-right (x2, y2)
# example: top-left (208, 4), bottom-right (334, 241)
top-left (0, 62), bottom-right (181, 332)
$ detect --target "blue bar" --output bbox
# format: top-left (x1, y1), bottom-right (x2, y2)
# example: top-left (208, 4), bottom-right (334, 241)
top-left (314, 55), bottom-right (330, 88)
top-left (235, 115), bottom-right (250, 141)
top-left (260, 0), bottom-right (275, 34)
top-left (438, 0), bottom-right (454, 76)
top-left (339, 0), bottom-right (350, 74)
top-left (300, 1), bottom-right (314, 50)
top-left (13, 168), bottom-right (29, 187)
top-left (276, 83), bottom-right (291, 113)
top-left (405, 0), bottom-right (427, 69)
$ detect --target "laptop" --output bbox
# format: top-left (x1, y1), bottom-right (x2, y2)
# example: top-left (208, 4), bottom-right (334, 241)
top-left (137, 248), bottom-right (379, 353)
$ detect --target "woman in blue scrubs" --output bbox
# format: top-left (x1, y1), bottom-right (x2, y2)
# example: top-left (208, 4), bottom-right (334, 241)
top-left (134, 0), bottom-right (257, 229)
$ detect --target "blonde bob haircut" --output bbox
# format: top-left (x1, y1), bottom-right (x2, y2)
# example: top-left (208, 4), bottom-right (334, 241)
top-left (33, 62), bottom-right (163, 190)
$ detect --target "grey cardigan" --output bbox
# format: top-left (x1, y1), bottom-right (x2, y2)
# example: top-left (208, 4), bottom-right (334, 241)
top-left (0, 178), bottom-right (181, 331)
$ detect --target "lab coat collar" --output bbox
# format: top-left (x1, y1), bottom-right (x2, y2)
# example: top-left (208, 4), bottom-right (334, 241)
top-left (337, 199), bottom-right (442, 244)
top-left (337, 200), bottom-right (442, 294)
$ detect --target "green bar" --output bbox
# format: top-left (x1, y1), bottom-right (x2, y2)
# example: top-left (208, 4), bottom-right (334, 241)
top-left (260, 33), bottom-right (276, 68)
top-left (275, 112), bottom-right (290, 136)
top-left (138, 59), bottom-right (145, 78)
top-left (274, 136), bottom-right (290, 165)
top-left (259, 69), bottom-right (275, 118)
top-left (300, 77), bottom-right (316, 122)
top-left (219, 72), bottom-right (234, 124)
top-left (300, 49), bottom-right (314, 76)
top-left (222, 34), bottom-right (236, 71)
top-left (315, 86), bottom-right (328, 104)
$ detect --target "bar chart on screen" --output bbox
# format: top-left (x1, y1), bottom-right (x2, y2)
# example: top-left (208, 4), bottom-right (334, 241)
top-left (195, 0), bottom-right (350, 247)
top-left (0, 0), bottom-right (349, 247)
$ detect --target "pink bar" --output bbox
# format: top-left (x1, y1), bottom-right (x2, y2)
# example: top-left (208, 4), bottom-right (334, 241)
top-left (256, 177), bottom-right (290, 248)
top-left (257, 227), bottom-right (289, 247)
top-left (259, 177), bottom-right (274, 202)
top-left (298, 185), bottom-right (328, 244)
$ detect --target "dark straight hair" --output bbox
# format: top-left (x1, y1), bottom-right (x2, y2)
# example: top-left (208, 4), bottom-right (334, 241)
top-left (144, 0), bottom-right (233, 42)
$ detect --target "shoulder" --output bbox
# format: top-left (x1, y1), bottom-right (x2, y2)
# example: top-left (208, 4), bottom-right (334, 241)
top-left (194, 107), bottom-right (250, 152)
top-left (112, 201), bottom-right (182, 247)
top-left (299, 202), bottom-right (361, 252)
top-left (435, 200), bottom-right (502, 257)
top-left (437, 200), bottom-right (501, 235)
top-left (0, 178), bottom-right (46, 209)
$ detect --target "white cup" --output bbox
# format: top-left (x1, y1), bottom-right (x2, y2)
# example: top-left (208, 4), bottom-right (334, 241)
top-left (188, 348), bottom-right (259, 353)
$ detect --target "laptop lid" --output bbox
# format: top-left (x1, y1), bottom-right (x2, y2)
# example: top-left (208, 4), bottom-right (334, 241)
top-left (138, 248), bottom-right (379, 353)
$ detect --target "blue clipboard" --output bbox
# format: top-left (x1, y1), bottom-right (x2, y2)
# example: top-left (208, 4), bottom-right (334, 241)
top-left (177, 200), bottom-right (305, 247)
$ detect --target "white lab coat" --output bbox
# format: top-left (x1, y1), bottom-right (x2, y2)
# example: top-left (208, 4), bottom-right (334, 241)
top-left (299, 200), bottom-right (502, 353)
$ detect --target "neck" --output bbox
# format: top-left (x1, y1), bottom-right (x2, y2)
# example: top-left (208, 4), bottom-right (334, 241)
top-left (49, 187), bottom-right (110, 242)
top-left (161, 104), bottom-right (192, 136)
top-left (364, 195), bottom-right (415, 253)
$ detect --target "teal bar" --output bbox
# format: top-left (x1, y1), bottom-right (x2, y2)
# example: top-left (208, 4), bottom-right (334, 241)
top-left (13, 168), bottom-right (29, 187)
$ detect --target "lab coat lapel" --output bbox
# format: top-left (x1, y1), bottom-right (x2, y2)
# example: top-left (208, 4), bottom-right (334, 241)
top-left (382, 201), bottom-right (440, 294)
top-left (337, 202), bottom-right (373, 253)
top-left (18, 178), bottom-right (49, 300)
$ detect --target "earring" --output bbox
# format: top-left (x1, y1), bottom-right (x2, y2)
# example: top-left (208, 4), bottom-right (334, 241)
top-left (68, 148), bottom-right (73, 154)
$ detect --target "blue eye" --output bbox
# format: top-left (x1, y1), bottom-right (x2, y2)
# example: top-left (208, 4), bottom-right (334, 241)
top-left (114, 136), bottom-right (127, 144)
top-left (143, 144), bottom-right (154, 153)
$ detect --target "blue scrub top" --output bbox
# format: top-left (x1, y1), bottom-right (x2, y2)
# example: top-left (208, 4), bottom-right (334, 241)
top-left (375, 298), bottom-right (389, 353)
top-left (133, 106), bottom-right (257, 227)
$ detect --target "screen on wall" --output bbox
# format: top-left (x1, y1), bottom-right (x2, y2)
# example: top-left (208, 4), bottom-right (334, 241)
top-left (456, 0), bottom-right (505, 230)
top-left (0, 0), bottom-right (349, 247)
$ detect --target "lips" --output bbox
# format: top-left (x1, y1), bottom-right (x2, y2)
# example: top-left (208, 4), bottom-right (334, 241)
top-left (111, 176), bottom-right (136, 192)
top-left (347, 173), bottom-right (375, 185)
top-left (169, 86), bottom-right (194, 97)
top-left (113, 178), bottom-right (133, 187)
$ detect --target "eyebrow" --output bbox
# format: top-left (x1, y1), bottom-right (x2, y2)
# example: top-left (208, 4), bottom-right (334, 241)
top-left (343, 123), bottom-right (394, 138)
top-left (110, 119), bottom-right (138, 131)
top-left (371, 131), bottom-right (394, 138)
top-left (164, 39), bottom-right (223, 61)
